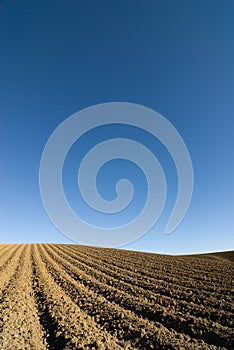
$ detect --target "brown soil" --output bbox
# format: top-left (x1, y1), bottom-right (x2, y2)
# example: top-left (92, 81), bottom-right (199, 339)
top-left (0, 244), bottom-right (233, 349)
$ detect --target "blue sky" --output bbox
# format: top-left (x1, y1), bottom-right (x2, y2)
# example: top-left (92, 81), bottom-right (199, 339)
top-left (1, 0), bottom-right (234, 254)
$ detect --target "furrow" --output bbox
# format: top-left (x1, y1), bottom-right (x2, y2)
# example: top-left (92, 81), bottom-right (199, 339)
top-left (68, 245), bottom-right (233, 298)
top-left (71, 245), bottom-right (232, 290)
top-left (0, 244), bottom-right (25, 298)
top-left (40, 244), bottom-right (223, 350)
top-left (52, 244), bottom-right (233, 325)
top-left (32, 244), bottom-right (123, 350)
top-left (0, 244), bottom-right (20, 271)
top-left (0, 245), bottom-right (47, 349)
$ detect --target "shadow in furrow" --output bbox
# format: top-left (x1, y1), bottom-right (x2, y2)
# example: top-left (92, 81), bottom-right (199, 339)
top-left (31, 255), bottom-right (68, 350)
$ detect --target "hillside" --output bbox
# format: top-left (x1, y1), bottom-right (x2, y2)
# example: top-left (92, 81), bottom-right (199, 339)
top-left (0, 244), bottom-right (233, 349)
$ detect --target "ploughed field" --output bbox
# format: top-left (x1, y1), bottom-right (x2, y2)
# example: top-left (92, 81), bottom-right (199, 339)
top-left (0, 244), bottom-right (233, 350)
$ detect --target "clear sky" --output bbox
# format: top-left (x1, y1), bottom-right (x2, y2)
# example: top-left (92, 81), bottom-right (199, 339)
top-left (1, 0), bottom-right (234, 254)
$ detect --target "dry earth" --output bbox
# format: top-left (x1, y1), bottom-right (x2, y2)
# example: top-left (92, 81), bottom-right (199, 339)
top-left (0, 244), bottom-right (233, 349)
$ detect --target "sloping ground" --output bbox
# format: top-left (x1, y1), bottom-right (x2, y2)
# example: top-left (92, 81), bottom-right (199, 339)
top-left (203, 251), bottom-right (234, 263)
top-left (0, 244), bottom-right (233, 350)
top-left (181, 251), bottom-right (234, 263)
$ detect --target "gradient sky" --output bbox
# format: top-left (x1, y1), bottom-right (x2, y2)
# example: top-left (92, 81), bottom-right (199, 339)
top-left (1, 0), bottom-right (234, 254)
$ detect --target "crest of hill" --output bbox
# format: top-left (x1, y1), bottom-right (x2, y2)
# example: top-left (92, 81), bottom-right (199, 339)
top-left (181, 250), bottom-right (234, 263)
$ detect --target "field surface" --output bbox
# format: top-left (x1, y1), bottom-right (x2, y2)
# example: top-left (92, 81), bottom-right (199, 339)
top-left (0, 244), bottom-right (233, 350)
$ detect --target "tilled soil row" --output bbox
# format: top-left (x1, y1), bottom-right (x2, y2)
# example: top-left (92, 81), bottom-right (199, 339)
top-left (51, 244), bottom-right (233, 328)
top-left (38, 244), bottom-right (193, 350)
top-left (58, 244), bottom-right (231, 299)
top-left (0, 244), bottom-right (20, 271)
top-left (0, 245), bottom-right (46, 350)
top-left (31, 244), bottom-right (123, 350)
top-left (0, 244), bottom-right (233, 350)
top-left (62, 245), bottom-right (233, 300)
top-left (39, 244), bottom-right (227, 350)
top-left (0, 245), bottom-right (12, 260)
top-left (73, 245), bottom-right (232, 289)
top-left (0, 244), bottom-right (25, 298)
top-left (62, 246), bottom-right (231, 311)
top-left (0, 244), bottom-right (9, 254)
top-left (66, 245), bottom-right (205, 278)
top-left (44, 244), bottom-right (232, 348)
